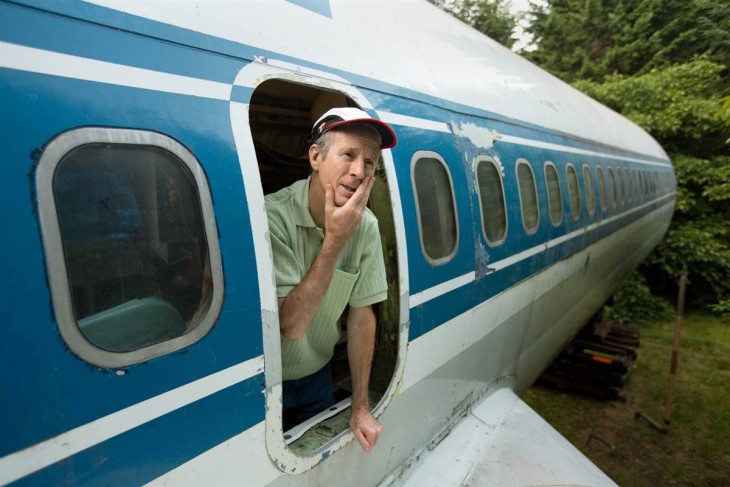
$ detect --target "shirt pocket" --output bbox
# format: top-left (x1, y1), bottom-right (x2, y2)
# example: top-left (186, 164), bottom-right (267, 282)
top-left (321, 267), bottom-right (360, 318)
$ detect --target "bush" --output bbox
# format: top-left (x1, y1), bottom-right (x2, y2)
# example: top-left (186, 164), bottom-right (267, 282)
top-left (605, 271), bottom-right (674, 324)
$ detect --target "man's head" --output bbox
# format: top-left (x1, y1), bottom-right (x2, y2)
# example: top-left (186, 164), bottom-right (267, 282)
top-left (309, 108), bottom-right (396, 208)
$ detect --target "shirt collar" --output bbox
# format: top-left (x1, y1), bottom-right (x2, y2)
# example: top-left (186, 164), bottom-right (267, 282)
top-left (292, 176), bottom-right (318, 228)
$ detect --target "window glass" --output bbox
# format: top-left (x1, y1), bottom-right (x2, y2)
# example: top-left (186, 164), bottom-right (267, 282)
top-left (639, 171), bottom-right (645, 195)
top-left (544, 162), bottom-right (563, 226)
top-left (475, 158), bottom-right (507, 245)
top-left (567, 164), bottom-right (581, 219)
top-left (516, 159), bottom-right (539, 234)
top-left (413, 155), bottom-right (458, 262)
top-left (583, 165), bottom-right (595, 215)
top-left (638, 170), bottom-right (643, 198)
top-left (608, 167), bottom-right (617, 208)
top-left (597, 166), bottom-right (607, 211)
top-left (617, 167), bottom-right (625, 205)
top-left (624, 166), bottom-right (632, 203)
top-left (631, 169), bottom-right (636, 200)
top-left (52, 143), bottom-right (214, 353)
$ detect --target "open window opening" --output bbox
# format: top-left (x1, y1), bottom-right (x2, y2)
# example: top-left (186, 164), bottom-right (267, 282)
top-left (248, 79), bottom-right (400, 454)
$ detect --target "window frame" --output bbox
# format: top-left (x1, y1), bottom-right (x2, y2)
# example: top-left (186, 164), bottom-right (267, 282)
top-left (36, 127), bottom-right (224, 369)
top-left (617, 167), bottom-right (625, 206)
top-left (624, 165), bottom-right (632, 203)
top-left (566, 163), bottom-right (581, 220)
top-left (515, 158), bottom-right (540, 235)
top-left (411, 151), bottom-right (460, 265)
top-left (544, 161), bottom-right (563, 226)
top-left (607, 166), bottom-right (617, 208)
top-left (596, 165), bottom-right (607, 212)
top-left (582, 164), bottom-right (596, 216)
top-left (475, 155), bottom-right (508, 246)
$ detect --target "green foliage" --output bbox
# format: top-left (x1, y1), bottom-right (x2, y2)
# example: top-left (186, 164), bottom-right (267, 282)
top-left (428, 0), bottom-right (518, 48)
top-left (709, 299), bottom-right (730, 321)
top-left (573, 59), bottom-right (729, 155)
top-left (525, 0), bottom-right (730, 83)
top-left (573, 62), bottom-right (730, 313)
top-left (716, 96), bottom-right (730, 143)
top-left (434, 0), bottom-right (730, 314)
top-left (604, 271), bottom-right (673, 324)
top-left (647, 155), bottom-right (730, 311)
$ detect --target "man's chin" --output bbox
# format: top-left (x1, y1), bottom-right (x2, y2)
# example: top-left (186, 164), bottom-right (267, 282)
top-left (335, 192), bottom-right (353, 207)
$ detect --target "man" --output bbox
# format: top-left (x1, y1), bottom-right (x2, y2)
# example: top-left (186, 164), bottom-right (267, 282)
top-left (265, 107), bottom-right (397, 454)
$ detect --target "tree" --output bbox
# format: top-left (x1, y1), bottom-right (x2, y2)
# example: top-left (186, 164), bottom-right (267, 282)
top-left (574, 60), bottom-right (728, 156)
top-left (429, 0), bottom-right (518, 49)
top-left (577, 61), bottom-right (730, 315)
top-left (525, 0), bottom-right (730, 83)
top-left (525, 1), bottom-right (730, 318)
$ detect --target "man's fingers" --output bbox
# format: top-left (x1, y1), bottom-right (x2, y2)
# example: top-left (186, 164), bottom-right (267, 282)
top-left (325, 183), bottom-right (335, 211)
top-left (345, 176), bottom-right (374, 210)
top-left (364, 427), bottom-right (380, 448)
top-left (353, 428), bottom-right (373, 453)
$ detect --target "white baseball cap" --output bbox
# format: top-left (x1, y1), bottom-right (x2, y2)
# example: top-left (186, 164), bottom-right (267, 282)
top-left (312, 107), bottom-right (397, 149)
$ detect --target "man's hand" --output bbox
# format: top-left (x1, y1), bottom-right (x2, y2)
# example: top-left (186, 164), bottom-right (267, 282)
top-left (322, 177), bottom-right (374, 248)
top-left (277, 178), bottom-right (374, 340)
top-left (349, 406), bottom-right (382, 454)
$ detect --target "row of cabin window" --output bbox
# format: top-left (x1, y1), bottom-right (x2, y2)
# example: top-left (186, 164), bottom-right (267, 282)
top-left (414, 154), bottom-right (673, 263)
top-left (47, 133), bottom-right (674, 363)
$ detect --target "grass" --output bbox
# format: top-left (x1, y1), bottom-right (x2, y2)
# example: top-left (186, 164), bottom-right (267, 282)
top-left (523, 313), bottom-right (730, 487)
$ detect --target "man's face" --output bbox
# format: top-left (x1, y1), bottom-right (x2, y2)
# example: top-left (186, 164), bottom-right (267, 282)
top-left (311, 126), bottom-right (380, 207)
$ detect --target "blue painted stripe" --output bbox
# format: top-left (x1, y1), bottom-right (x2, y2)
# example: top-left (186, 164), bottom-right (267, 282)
top-left (231, 85), bottom-right (254, 104)
top-left (12, 374), bottom-right (265, 486)
top-left (6, 0), bottom-right (671, 165)
top-left (0, 1), bottom-right (244, 84)
top-left (0, 68), bottom-right (263, 456)
top-left (408, 194), bottom-right (674, 339)
top-left (390, 112), bottom-right (674, 296)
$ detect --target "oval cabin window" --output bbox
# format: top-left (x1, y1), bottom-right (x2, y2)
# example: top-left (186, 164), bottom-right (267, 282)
top-left (566, 164), bottom-right (581, 220)
top-left (412, 153), bottom-right (458, 263)
top-left (583, 165), bottom-right (596, 216)
top-left (37, 128), bottom-right (222, 368)
top-left (516, 159), bottom-right (539, 234)
top-left (476, 157), bottom-right (507, 245)
top-left (544, 162), bottom-right (563, 226)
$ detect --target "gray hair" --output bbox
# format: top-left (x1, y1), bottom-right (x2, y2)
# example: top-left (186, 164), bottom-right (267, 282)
top-left (312, 124), bottom-right (382, 160)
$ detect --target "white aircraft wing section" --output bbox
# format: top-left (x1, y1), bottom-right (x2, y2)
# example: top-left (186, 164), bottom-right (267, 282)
top-left (392, 388), bottom-right (617, 486)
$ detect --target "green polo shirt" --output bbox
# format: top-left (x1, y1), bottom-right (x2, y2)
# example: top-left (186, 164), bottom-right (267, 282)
top-left (265, 177), bottom-right (388, 381)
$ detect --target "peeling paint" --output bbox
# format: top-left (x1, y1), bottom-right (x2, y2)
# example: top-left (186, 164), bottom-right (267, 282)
top-left (474, 239), bottom-right (492, 281)
top-left (451, 121), bottom-right (502, 150)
